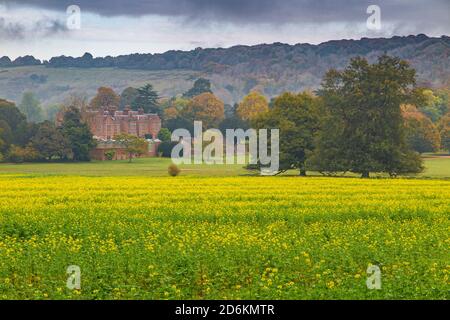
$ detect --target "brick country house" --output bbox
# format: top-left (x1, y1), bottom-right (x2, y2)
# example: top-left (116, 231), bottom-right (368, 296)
top-left (57, 106), bottom-right (162, 160)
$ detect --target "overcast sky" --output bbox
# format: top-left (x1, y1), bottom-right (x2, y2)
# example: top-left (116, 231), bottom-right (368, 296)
top-left (0, 0), bottom-right (449, 59)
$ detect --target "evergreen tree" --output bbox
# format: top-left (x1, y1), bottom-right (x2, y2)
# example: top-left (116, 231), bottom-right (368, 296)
top-left (60, 106), bottom-right (96, 161)
top-left (183, 78), bottom-right (212, 98)
top-left (134, 84), bottom-right (160, 114)
top-left (120, 87), bottom-right (139, 110)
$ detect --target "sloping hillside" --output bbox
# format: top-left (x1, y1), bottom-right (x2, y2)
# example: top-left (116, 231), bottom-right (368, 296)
top-left (0, 34), bottom-right (448, 105)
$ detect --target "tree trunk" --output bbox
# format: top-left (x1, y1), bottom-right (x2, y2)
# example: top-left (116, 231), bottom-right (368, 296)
top-left (361, 171), bottom-right (370, 178)
top-left (129, 153), bottom-right (133, 163)
top-left (299, 162), bottom-right (307, 176)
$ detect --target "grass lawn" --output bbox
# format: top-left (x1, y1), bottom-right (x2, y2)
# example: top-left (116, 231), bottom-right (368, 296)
top-left (419, 156), bottom-right (450, 179)
top-left (0, 156), bottom-right (448, 178)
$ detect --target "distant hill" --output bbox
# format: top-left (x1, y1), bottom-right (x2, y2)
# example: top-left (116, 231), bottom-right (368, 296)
top-left (0, 34), bottom-right (449, 106)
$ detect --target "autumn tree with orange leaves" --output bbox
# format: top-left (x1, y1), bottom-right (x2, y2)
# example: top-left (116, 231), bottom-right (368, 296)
top-left (438, 112), bottom-right (450, 151)
top-left (90, 87), bottom-right (120, 109)
top-left (237, 91), bottom-right (269, 122)
top-left (180, 93), bottom-right (224, 129)
top-left (402, 104), bottom-right (441, 153)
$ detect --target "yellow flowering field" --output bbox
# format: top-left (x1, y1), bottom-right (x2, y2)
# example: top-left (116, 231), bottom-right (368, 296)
top-left (0, 174), bottom-right (448, 299)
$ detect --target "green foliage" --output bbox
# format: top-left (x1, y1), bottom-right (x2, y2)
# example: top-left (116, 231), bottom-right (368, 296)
top-left (115, 133), bottom-right (149, 162)
top-left (158, 141), bottom-right (177, 158)
top-left (104, 150), bottom-right (116, 161)
top-left (119, 87), bottom-right (139, 110)
top-left (183, 78), bottom-right (212, 98)
top-left (0, 120), bottom-right (12, 153)
top-left (134, 84), bottom-right (160, 114)
top-left (31, 121), bottom-right (71, 161)
top-left (18, 92), bottom-right (43, 123)
top-left (253, 92), bottom-right (320, 175)
top-left (219, 103), bottom-right (249, 134)
top-left (314, 55), bottom-right (423, 177)
top-left (6, 145), bottom-right (39, 163)
top-left (170, 97), bottom-right (190, 112)
top-left (60, 107), bottom-right (96, 161)
top-left (165, 116), bottom-right (194, 135)
top-left (158, 128), bottom-right (172, 142)
top-left (155, 127), bottom-right (173, 157)
top-left (417, 89), bottom-right (449, 122)
top-left (0, 99), bottom-right (29, 146)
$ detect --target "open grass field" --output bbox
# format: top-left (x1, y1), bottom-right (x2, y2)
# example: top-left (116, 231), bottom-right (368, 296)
top-left (0, 156), bottom-right (449, 178)
top-left (0, 157), bottom-right (449, 299)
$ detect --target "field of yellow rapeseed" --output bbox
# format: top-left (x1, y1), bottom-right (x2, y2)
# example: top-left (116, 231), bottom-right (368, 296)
top-left (0, 175), bottom-right (448, 299)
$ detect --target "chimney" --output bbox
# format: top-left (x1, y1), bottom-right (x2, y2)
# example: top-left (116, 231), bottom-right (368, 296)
top-left (123, 106), bottom-right (130, 115)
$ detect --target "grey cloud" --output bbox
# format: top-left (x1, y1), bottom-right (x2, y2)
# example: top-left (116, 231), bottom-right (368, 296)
top-left (2, 0), bottom-right (449, 26)
top-left (0, 16), bottom-right (68, 40)
top-left (0, 17), bottom-right (25, 39)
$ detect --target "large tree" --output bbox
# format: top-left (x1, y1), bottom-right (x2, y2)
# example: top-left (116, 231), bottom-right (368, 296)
top-left (134, 84), bottom-right (160, 114)
top-left (90, 87), bottom-right (120, 109)
top-left (119, 87), bottom-right (139, 110)
top-left (0, 120), bottom-right (12, 153)
top-left (219, 103), bottom-right (249, 135)
top-left (181, 93), bottom-right (225, 129)
top-left (314, 55), bottom-right (423, 178)
top-left (253, 92), bottom-right (320, 176)
top-left (60, 106), bottom-right (96, 161)
top-left (18, 92), bottom-right (43, 123)
top-left (31, 121), bottom-right (71, 161)
top-left (0, 98), bottom-right (29, 146)
top-left (115, 134), bottom-right (149, 162)
top-left (237, 91), bottom-right (270, 122)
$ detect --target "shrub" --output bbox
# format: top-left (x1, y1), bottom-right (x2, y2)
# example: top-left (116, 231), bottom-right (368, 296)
top-left (7, 145), bottom-right (39, 163)
top-left (158, 141), bottom-right (177, 158)
top-left (104, 150), bottom-right (116, 161)
top-left (168, 164), bottom-right (181, 177)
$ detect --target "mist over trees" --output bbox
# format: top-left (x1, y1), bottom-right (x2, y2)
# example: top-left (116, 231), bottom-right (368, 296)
top-left (18, 92), bottom-right (43, 123)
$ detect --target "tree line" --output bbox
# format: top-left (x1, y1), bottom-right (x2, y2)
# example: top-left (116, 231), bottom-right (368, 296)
top-left (0, 100), bottom-right (95, 163)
